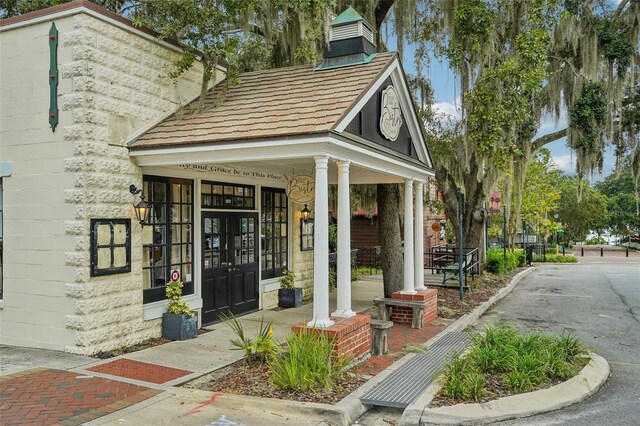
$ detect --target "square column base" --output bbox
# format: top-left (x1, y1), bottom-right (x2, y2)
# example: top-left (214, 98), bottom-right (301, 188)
top-left (390, 289), bottom-right (438, 326)
top-left (293, 314), bottom-right (371, 361)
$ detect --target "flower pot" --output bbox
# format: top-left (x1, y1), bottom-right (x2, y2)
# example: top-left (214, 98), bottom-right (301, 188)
top-left (278, 288), bottom-right (303, 308)
top-left (162, 312), bottom-right (198, 340)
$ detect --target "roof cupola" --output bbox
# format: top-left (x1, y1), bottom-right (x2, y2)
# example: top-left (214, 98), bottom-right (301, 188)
top-left (316, 6), bottom-right (377, 70)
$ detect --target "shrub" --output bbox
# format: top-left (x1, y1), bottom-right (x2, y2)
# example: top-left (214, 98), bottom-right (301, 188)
top-left (222, 313), bottom-right (277, 365)
top-left (484, 249), bottom-right (524, 274)
top-left (268, 327), bottom-right (349, 391)
top-left (165, 281), bottom-right (194, 316)
top-left (533, 254), bottom-right (577, 263)
top-left (279, 268), bottom-right (296, 289)
top-left (437, 323), bottom-right (589, 401)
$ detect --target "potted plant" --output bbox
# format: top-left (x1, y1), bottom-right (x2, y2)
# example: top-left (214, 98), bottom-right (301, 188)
top-left (162, 280), bottom-right (198, 340)
top-left (278, 269), bottom-right (302, 308)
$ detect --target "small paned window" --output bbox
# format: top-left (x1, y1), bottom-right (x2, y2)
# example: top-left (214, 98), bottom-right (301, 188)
top-left (300, 219), bottom-right (314, 251)
top-left (142, 176), bottom-right (193, 304)
top-left (261, 187), bottom-right (288, 279)
top-left (90, 219), bottom-right (131, 276)
top-left (202, 181), bottom-right (255, 209)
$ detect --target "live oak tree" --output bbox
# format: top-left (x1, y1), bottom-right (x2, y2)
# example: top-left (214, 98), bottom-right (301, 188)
top-left (557, 176), bottom-right (609, 242)
top-left (6, 0), bottom-right (636, 294)
top-left (521, 149), bottom-right (563, 240)
top-left (416, 0), bottom-right (638, 255)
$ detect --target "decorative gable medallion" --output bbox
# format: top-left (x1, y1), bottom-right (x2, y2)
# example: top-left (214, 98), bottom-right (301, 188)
top-left (380, 86), bottom-right (402, 141)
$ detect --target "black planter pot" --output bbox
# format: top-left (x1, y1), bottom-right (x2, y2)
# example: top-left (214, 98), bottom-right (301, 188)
top-left (162, 312), bottom-right (198, 340)
top-left (278, 288), bottom-right (303, 308)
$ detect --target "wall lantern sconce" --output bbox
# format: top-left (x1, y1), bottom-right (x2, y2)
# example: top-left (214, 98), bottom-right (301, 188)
top-left (300, 204), bottom-right (311, 222)
top-left (129, 184), bottom-right (150, 227)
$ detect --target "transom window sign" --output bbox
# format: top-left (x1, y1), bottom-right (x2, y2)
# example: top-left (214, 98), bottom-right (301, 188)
top-left (202, 181), bottom-right (255, 209)
top-left (90, 219), bottom-right (131, 276)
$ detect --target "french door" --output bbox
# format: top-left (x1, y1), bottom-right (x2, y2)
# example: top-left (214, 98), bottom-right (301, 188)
top-left (201, 212), bottom-right (259, 324)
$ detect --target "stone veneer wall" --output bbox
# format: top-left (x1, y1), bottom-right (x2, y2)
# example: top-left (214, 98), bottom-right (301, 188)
top-left (0, 11), bottom-right (205, 354)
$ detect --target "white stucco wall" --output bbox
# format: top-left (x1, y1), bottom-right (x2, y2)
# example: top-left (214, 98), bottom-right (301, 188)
top-left (0, 9), bottom-right (206, 354)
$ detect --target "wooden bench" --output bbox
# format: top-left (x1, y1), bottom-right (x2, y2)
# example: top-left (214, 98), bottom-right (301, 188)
top-left (373, 297), bottom-right (427, 329)
top-left (440, 253), bottom-right (474, 284)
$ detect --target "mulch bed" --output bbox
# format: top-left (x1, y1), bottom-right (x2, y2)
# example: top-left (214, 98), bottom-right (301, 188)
top-left (436, 268), bottom-right (525, 319)
top-left (183, 358), bottom-right (367, 404)
top-left (92, 329), bottom-right (211, 359)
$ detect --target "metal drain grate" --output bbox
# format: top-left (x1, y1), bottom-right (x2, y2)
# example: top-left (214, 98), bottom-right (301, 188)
top-left (359, 332), bottom-right (471, 408)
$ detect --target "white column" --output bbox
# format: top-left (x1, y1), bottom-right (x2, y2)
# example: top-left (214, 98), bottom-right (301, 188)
top-left (403, 179), bottom-right (416, 294)
top-left (308, 156), bottom-right (334, 328)
top-left (414, 180), bottom-right (426, 291)
top-left (333, 160), bottom-right (355, 318)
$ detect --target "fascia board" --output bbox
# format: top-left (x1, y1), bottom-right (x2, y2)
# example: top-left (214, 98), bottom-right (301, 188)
top-left (129, 134), bottom-right (433, 182)
top-left (333, 59), bottom-right (433, 169)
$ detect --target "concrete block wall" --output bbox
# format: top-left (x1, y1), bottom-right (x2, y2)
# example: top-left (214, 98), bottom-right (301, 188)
top-left (0, 10), bottom-right (205, 354)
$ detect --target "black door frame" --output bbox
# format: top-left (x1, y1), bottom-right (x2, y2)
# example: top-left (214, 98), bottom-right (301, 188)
top-left (201, 211), bottom-right (259, 324)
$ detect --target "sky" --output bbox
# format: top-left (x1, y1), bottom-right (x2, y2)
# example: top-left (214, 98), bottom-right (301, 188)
top-left (382, 13), bottom-right (623, 181)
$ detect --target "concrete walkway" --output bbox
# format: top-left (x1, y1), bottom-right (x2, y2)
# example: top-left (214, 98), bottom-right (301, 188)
top-left (0, 278), bottom-right (385, 425)
top-left (1, 269), bottom-right (605, 425)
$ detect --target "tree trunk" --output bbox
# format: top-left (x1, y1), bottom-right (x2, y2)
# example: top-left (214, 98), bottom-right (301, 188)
top-left (508, 152), bottom-right (531, 250)
top-left (377, 183), bottom-right (403, 297)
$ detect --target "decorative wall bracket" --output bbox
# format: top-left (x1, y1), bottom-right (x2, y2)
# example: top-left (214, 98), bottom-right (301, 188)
top-left (48, 23), bottom-right (59, 132)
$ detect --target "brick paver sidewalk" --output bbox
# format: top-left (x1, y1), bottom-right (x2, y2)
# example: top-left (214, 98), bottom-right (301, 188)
top-left (88, 358), bottom-right (192, 384)
top-left (0, 368), bottom-right (161, 426)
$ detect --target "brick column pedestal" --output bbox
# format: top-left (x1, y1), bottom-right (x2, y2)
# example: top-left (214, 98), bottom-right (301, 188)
top-left (390, 288), bottom-right (438, 326)
top-left (292, 314), bottom-right (371, 361)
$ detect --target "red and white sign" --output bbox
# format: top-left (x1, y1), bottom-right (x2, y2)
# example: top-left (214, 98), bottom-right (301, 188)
top-left (170, 269), bottom-right (181, 282)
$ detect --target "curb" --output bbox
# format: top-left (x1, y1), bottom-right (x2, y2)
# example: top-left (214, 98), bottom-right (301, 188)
top-left (400, 352), bottom-right (610, 425)
top-left (338, 267), bottom-right (538, 424)
top-left (425, 266), bottom-right (536, 343)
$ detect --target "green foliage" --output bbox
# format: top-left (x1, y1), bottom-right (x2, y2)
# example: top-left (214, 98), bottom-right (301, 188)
top-left (268, 327), bottom-right (349, 391)
top-left (569, 81), bottom-right (607, 154)
top-left (221, 313), bottom-right (277, 365)
top-left (279, 268), bottom-right (296, 290)
top-left (485, 249), bottom-right (524, 274)
top-left (439, 323), bottom-right (589, 402)
top-left (585, 236), bottom-right (606, 245)
top-left (132, 0), bottom-right (256, 101)
top-left (328, 223), bottom-right (337, 252)
top-left (595, 159), bottom-right (640, 235)
top-left (557, 177), bottom-right (609, 241)
top-left (596, 18), bottom-right (634, 71)
top-left (532, 254), bottom-right (578, 263)
top-left (522, 149), bottom-right (563, 237)
top-left (165, 281), bottom-right (194, 316)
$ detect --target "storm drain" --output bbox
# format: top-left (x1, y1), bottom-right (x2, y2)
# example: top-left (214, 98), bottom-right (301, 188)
top-left (359, 331), bottom-right (471, 408)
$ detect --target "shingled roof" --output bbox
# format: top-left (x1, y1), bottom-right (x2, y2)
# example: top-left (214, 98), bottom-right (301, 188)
top-left (129, 52), bottom-right (397, 149)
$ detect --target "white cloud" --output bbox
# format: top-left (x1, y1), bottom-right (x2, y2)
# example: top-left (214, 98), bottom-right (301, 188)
top-left (432, 100), bottom-right (462, 120)
top-left (551, 155), bottom-right (575, 173)
top-left (537, 108), bottom-right (568, 135)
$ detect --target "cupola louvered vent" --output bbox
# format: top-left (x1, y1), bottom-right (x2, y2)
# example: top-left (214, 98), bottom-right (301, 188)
top-left (317, 6), bottom-right (377, 71)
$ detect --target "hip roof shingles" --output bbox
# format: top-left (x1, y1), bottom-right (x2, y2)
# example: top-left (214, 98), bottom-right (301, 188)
top-left (131, 52), bottom-right (396, 149)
